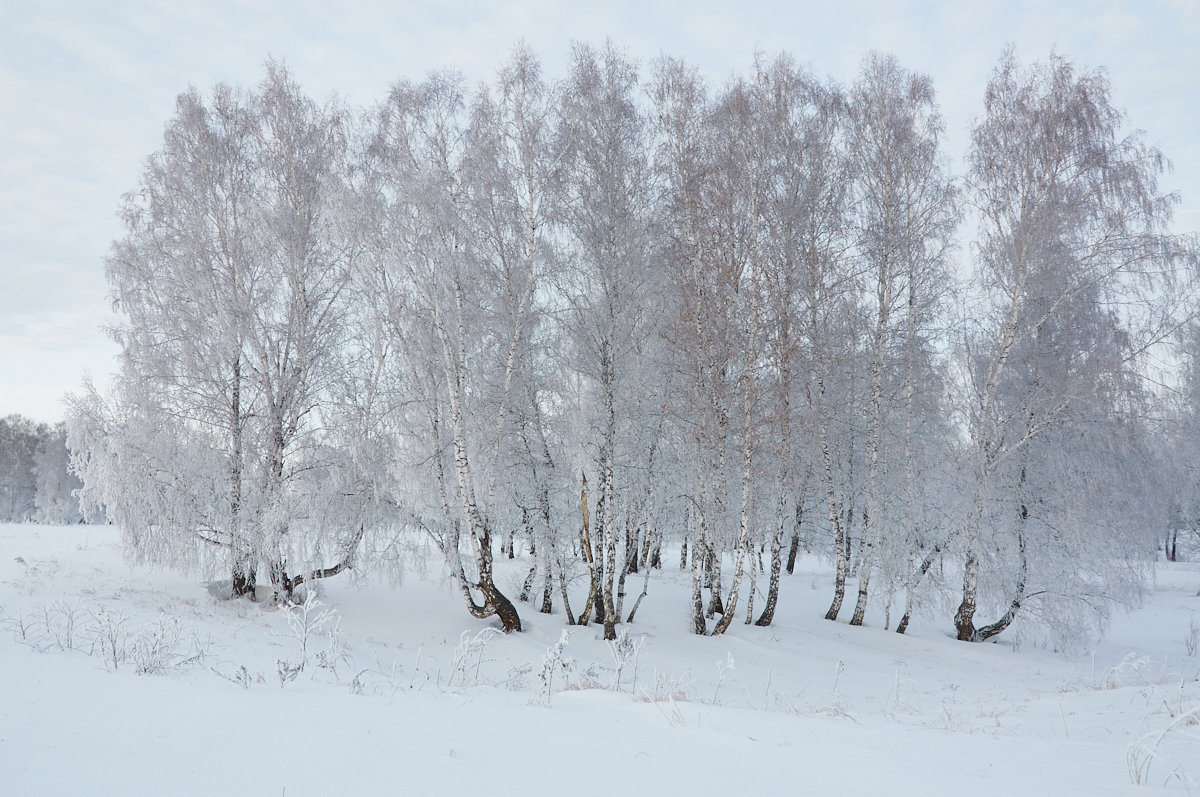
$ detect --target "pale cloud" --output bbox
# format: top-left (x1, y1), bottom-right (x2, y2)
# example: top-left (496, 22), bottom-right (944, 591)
top-left (0, 0), bottom-right (1196, 421)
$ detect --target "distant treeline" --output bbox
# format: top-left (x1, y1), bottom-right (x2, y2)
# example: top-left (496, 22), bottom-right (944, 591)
top-left (0, 414), bottom-right (84, 523)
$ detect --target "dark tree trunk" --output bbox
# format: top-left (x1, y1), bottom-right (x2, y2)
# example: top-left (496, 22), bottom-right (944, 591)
top-left (953, 550), bottom-right (979, 641)
top-left (519, 561), bottom-right (537, 603)
top-left (270, 561), bottom-right (295, 601)
top-left (266, 524), bottom-right (367, 604)
top-left (825, 511), bottom-right (847, 621)
top-left (786, 501), bottom-right (804, 574)
top-left (705, 544), bottom-right (725, 618)
top-left (487, 583), bottom-right (522, 633)
top-left (896, 535), bottom-right (945, 634)
top-left (755, 499), bottom-right (787, 627)
top-left (957, 498), bottom-right (1029, 643)
top-left (785, 531), bottom-right (800, 575)
top-left (231, 564), bottom-right (256, 598)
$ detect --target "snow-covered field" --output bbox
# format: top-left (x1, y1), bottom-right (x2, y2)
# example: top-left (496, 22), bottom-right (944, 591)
top-left (1, 523), bottom-right (1198, 795)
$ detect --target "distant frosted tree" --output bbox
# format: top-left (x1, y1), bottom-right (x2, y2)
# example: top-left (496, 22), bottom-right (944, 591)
top-left (654, 54), bottom-right (855, 634)
top-left (0, 415), bottom-right (48, 522)
top-left (1164, 320), bottom-right (1200, 561)
top-left (670, 60), bottom-right (777, 637)
top-left (34, 423), bottom-right (83, 524)
top-left (468, 47), bottom-right (574, 619)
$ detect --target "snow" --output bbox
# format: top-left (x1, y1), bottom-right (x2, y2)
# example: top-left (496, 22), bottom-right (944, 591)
top-left (2, 523), bottom-right (1198, 795)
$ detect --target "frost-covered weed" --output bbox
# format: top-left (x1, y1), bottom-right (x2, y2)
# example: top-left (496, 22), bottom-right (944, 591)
top-left (212, 664), bottom-right (253, 689)
top-left (809, 659), bottom-right (855, 719)
top-left (1128, 702), bottom-right (1200, 788)
top-left (278, 592), bottom-right (337, 672)
top-left (447, 628), bottom-right (501, 689)
top-left (712, 651), bottom-right (735, 705)
top-left (274, 593), bottom-right (350, 686)
top-left (885, 667), bottom-right (917, 718)
top-left (408, 647), bottom-right (428, 691)
top-left (539, 630), bottom-right (573, 706)
top-left (637, 670), bottom-right (693, 704)
top-left (607, 627), bottom-right (645, 693)
top-left (277, 658), bottom-right (303, 686)
top-left (3, 596), bottom-right (201, 675)
top-left (505, 662), bottom-right (532, 692)
top-left (636, 670), bottom-right (694, 727)
top-left (3, 599), bottom-right (89, 652)
top-left (9, 556), bottom-right (58, 596)
top-left (314, 615), bottom-right (352, 678)
top-left (1106, 652), bottom-right (1156, 689)
top-left (335, 659), bottom-right (404, 697)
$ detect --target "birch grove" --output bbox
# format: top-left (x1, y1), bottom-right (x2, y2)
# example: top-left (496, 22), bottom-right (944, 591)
top-left (69, 46), bottom-right (1197, 646)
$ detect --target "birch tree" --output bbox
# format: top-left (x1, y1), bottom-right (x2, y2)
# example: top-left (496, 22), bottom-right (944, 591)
top-left (751, 58), bottom-right (855, 627)
top-left (466, 47), bottom-right (573, 619)
top-left (952, 50), bottom-right (1194, 642)
top-left (367, 65), bottom-right (549, 632)
top-left (844, 53), bottom-right (958, 627)
top-left (73, 79), bottom-right (262, 591)
top-left (555, 42), bottom-right (662, 640)
top-left (651, 55), bottom-right (714, 634)
top-left (69, 64), bottom-right (363, 600)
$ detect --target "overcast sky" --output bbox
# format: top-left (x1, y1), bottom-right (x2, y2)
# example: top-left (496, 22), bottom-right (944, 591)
top-left (1, 0), bottom-right (1196, 424)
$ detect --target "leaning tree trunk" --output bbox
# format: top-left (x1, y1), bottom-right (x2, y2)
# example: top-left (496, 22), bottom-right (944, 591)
top-left (972, 527), bottom-right (1027, 642)
top-left (625, 526), bottom-right (657, 624)
top-left (755, 490), bottom-right (788, 627)
top-left (785, 500), bottom-right (803, 575)
top-left (962, 465), bottom-right (1031, 642)
top-left (614, 515), bottom-right (634, 622)
top-left (441, 295), bottom-right (521, 633)
top-left (953, 267), bottom-right (1023, 641)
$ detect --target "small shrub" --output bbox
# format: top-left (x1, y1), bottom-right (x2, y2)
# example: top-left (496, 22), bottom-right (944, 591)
top-left (87, 606), bottom-right (129, 671)
top-left (130, 615), bottom-right (184, 675)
